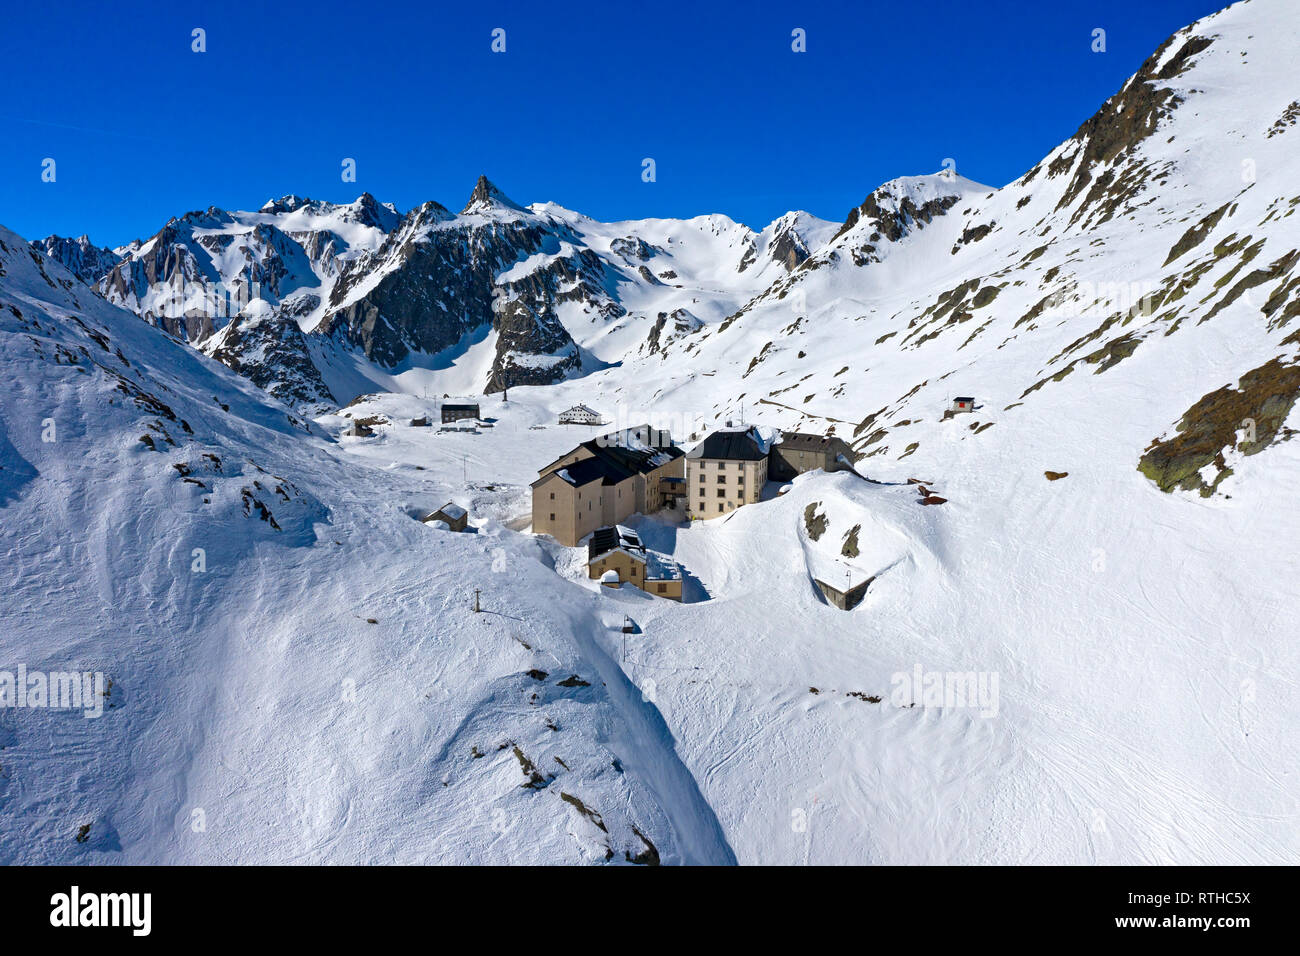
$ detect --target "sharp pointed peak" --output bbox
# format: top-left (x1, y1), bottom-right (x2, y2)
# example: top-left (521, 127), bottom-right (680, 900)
top-left (460, 175), bottom-right (526, 215)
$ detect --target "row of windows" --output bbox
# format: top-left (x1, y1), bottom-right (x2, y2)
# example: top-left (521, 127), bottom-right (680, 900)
top-left (699, 502), bottom-right (729, 512)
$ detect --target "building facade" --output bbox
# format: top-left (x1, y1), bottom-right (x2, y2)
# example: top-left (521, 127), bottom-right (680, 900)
top-left (687, 426), bottom-right (859, 518)
top-left (686, 428), bottom-right (769, 517)
top-left (531, 425), bottom-right (685, 546)
top-left (558, 404), bottom-right (603, 425)
top-left (768, 432), bottom-right (857, 482)
top-left (587, 526), bottom-right (682, 601)
top-left (442, 403), bottom-right (480, 423)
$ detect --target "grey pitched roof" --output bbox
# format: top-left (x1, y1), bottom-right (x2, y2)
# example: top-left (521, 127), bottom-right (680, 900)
top-left (588, 525), bottom-right (644, 562)
top-left (687, 429), bottom-right (767, 461)
top-left (777, 431), bottom-right (851, 452)
top-left (535, 424), bottom-right (682, 488)
top-left (552, 457), bottom-right (611, 488)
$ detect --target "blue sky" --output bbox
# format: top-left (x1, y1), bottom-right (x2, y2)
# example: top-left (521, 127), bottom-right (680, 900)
top-left (1, 0), bottom-right (1225, 247)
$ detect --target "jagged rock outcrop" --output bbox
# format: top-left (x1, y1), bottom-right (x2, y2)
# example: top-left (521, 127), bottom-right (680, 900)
top-left (29, 235), bottom-right (121, 286)
top-left (203, 294), bottom-right (336, 415)
top-left (319, 179), bottom-right (597, 392)
top-left (98, 198), bottom-right (393, 342)
top-left (486, 298), bottom-right (581, 392)
top-left (643, 308), bottom-right (703, 355)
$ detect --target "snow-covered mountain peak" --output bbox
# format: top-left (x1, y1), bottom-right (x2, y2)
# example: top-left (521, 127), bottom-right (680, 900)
top-left (460, 175), bottom-right (529, 217)
top-left (832, 170), bottom-right (993, 244)
top-left (753, 210), bottom-right (838, 272)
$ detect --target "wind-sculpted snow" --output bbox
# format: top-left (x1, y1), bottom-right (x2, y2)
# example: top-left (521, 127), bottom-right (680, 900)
top-left (0, 229), bottom-right (731, 864)
top-left (3, 0), bottom-right (1299, 866)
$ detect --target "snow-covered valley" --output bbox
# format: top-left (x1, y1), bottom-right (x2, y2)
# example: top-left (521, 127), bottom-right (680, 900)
top-left (2, 0), bottom-right (1298, 865)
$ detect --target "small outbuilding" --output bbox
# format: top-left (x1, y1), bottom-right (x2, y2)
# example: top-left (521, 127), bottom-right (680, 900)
top-left (814, 575), bottom-right (872, 611)
top-left (442, 403), bottom-right (480, 424)
top-left (422, 502), bottom-right (468, 532)
top-left (950, 396), bottom-right (975, 414)
top-left (586, 525), bottom-right (682, 601)
top-left (410, 416), bottom-right (431, 427)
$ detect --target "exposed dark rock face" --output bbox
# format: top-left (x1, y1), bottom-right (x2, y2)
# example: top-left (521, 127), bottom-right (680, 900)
top-left (203, 294), bottom-right (336, 414)
top-left (1038, 27), bottom-right (1215, 225)
top-left (611, 236), bottom-right (654, 262)
top-left (834, 187), bottom-right (962, 246)
top-left (29, 235), bottom-right (120, 286)
top-left (100, 208), bottom-right (327, 342)
top-left (461, 175), bottom-right (527, 215)
top-left (1138, 357), bottom-right (1300, 497)
top-left (486, 298), bottom-right (581, 393)
top-left (644, 308), bottom-right (703, 355)
top-left (951, 221), bottom-right (996, 255)
top-left (1267, 101), bottom-right (1300, 138)
top-left (319, 181), bottom-right (601, 393)
top-left (316, 200), bottom-right (506, 366)
top-left (767, 227), bottom-right (812, 271)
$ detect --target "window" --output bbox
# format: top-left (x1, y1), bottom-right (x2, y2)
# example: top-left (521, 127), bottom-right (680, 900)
top-left (718, 503), bottom-right (724, 512)
top-left (549, 513), bottom-right (555, 521)
top-left (716, 475), bottom-right (725, 484)
top-left (656, 583), bottom-right (667, 593)
top-left (716, 488), bottom-right (725, 497)
top-left (550, 492), bottom-right (555, 500)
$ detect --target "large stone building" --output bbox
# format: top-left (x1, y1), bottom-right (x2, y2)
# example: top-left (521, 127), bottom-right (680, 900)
top-left (768, 432), bottom-right (857, 482)
top-left (686, 427), bottom-right (769, 517)
top-left (687, 426), bottom-right (858, 518)
top-left (531, 425), bottom-right (685, 546)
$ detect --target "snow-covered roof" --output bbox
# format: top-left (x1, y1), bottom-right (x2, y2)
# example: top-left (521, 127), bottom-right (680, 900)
top-left (437, 502), bottom-right (466, 520)
top-left (645, 552), bottom-right (681, 581)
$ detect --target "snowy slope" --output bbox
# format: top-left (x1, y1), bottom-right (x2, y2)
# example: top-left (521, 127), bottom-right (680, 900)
top-left (0, 226), bottom-right (735, 865)
top-left (289, 0), bottom-right (1300, 863)
top-left (3, 0), bottom-right (1299, 866)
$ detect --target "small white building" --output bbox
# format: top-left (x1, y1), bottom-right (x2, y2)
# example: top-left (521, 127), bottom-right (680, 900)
top-left (558, 404), bottom-right (603, 425)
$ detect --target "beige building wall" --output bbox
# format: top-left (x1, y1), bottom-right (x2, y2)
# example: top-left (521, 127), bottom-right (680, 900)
top-left (532, 473), bottom-right (607, 547)
top-left (688, 456), bottom-right (767, 517)
top-left (643, 576), bottom-right (683, 601)
top-left (589, 551), bottom-right (682, 601)
top-left (640, 456), bottom-right (685, 513)
top-left (588, 549), bottom-right (647, 585)
top-left (534, 449), bottom-right (685, 546)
